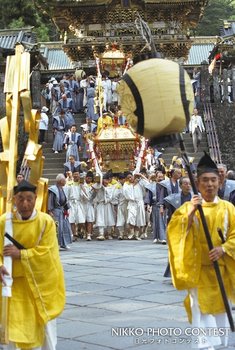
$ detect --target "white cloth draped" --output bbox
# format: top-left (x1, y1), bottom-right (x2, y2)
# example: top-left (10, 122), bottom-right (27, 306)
top-left (189, 288), bottom-right (229, 349)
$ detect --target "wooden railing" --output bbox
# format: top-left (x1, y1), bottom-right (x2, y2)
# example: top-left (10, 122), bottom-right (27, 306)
top-left (200, 65), bottom-right (235, 105)
top-left (211, 68), bottom-right (235, 104)
top-left (203, 102), bottom-right (222, 164)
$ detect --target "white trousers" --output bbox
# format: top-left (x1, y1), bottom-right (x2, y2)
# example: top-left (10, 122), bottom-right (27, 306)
top-left (3, 319), bottom-right (57, 350)
top-left (189, 288), bottom-right (229, 349)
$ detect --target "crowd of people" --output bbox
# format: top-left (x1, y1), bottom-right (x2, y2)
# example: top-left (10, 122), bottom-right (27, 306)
top-left (16, 132), bottom-right (235, 349)
top-left (36, 138), bottom-right (235, 255)
top-left (40, 72), bottom-right (120, 122)
top-left (37, 73), bottom-right (235, 253)
top-left (1, 67), bottom-right (234, 350)
top-left (40, 73), bottom-right (128, 157)
top-left (40, 71), bottom-right (206, 154)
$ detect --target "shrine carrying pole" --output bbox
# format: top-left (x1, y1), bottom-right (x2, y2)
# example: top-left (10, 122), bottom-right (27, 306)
top-left (94, 55), bottom-right (104, 118)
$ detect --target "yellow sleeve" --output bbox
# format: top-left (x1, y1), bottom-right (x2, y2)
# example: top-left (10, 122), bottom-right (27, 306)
top-left (223, 202), bottom-right (235, 259)
top-left (220, 202), bottom-right (235, 302)
top-left (167, 203), bottom-right (201, 290)
top-left (20, 214), bottom-right (65, 324)
top-left (0, 214), bottom-right (6, 266)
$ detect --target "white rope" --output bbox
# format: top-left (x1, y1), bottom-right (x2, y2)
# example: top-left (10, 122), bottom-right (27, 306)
top-left (135, 13), bottom-right (152, 51)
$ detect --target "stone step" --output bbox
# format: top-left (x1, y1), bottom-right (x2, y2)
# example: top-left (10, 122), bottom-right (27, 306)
top-left (43, 153), bottom-right (65, 159)
top-left (162, 143), bottom-right (208, 153)
top-left (44, 166), bottom-right (64, 177)
top-left (156, 133), bottom-right (208, 167)
top-left (42, 112), bottom-right (86, 183)
top-left (162, 151), bottom-right (206, 167)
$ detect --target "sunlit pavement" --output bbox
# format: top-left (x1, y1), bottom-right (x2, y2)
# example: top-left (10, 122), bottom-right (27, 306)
top-left (57, 239), bottom-right (235, 350)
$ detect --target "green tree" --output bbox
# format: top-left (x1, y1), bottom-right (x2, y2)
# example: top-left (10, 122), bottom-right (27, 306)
top-left (0, 0), bottom-right (57, 41)
top-left (8, 18), bottom-right (25, 30)
top-left (196, 0), bottom-right (235, 36)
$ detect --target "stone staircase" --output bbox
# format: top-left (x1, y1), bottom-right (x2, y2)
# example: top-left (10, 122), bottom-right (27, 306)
top-left (42, 112), bottom-right (86, 185)
top-left (42, 117), bottom-right (209, 185)
top-left (159, 132), bottom-right (208, 168)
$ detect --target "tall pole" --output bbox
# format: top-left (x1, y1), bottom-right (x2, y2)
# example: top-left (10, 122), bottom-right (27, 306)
top-left (94, 55), bottom-right (103, 119)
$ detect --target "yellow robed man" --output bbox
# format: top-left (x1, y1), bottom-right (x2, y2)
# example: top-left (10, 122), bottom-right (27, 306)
top-left (97, 113), bottom-right (113, 134)
top-left (0, 180), bottom-right (65, 349)
top-left (168, 153), bottom-right (235, 349)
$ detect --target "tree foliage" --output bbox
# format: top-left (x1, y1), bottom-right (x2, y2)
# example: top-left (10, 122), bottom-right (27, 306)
top-left (0, 0), bottom-right (234, 40)
top-left (195, 0), bottom-right (235, 36)
top-left (0, 0), bottom-right (57, 41)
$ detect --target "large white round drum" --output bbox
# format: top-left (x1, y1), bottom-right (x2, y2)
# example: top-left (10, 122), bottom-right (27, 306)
top-left (117, 58), bottom-right (194, 139)
top-left (75, 69), bottom-right (86, 80)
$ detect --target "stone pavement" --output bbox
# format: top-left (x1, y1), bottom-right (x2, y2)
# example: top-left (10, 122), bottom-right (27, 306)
top-left (57, 239), bottom-right (235, 350)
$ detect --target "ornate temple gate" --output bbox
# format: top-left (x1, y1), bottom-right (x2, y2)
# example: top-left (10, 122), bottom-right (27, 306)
top-left (34, 0), bottom-right (208, 67)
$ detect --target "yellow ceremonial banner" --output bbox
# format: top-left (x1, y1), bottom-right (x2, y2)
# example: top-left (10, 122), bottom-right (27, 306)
top-left (5, 93), bottom-right (13, 119)
top-left (0, 44), bottom-right (27, 346)
top-left (20, 91), bottom-right (33, 133)
top-left (4, 52), bottom-right (30, 93)
top-left (0, 117), bottom-right (10, 156)
top-left (27, 152), bottom-right (44, 185)
top-left (3, 57), bottom-right (15, 94)
top-left (35, 178), bottom-right (48, 213)
top-left (0, 44), bottom-right (49, 344)
top-left (0, 190), bottom-right (6, 216)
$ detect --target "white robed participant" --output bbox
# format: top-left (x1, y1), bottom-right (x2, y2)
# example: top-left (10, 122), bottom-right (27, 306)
top-left (123, 172), bottom-right (146, 240)
top-left (80, 171), bottom-right (96, 241)
top-left (93, 174), bottom-right (116, 241)
top-left (111, 79), bottom-right (119, 106)
top-left (114, 174), bottom-right (128, 240)
top-left (66, 172), bottom-right (86, 240)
